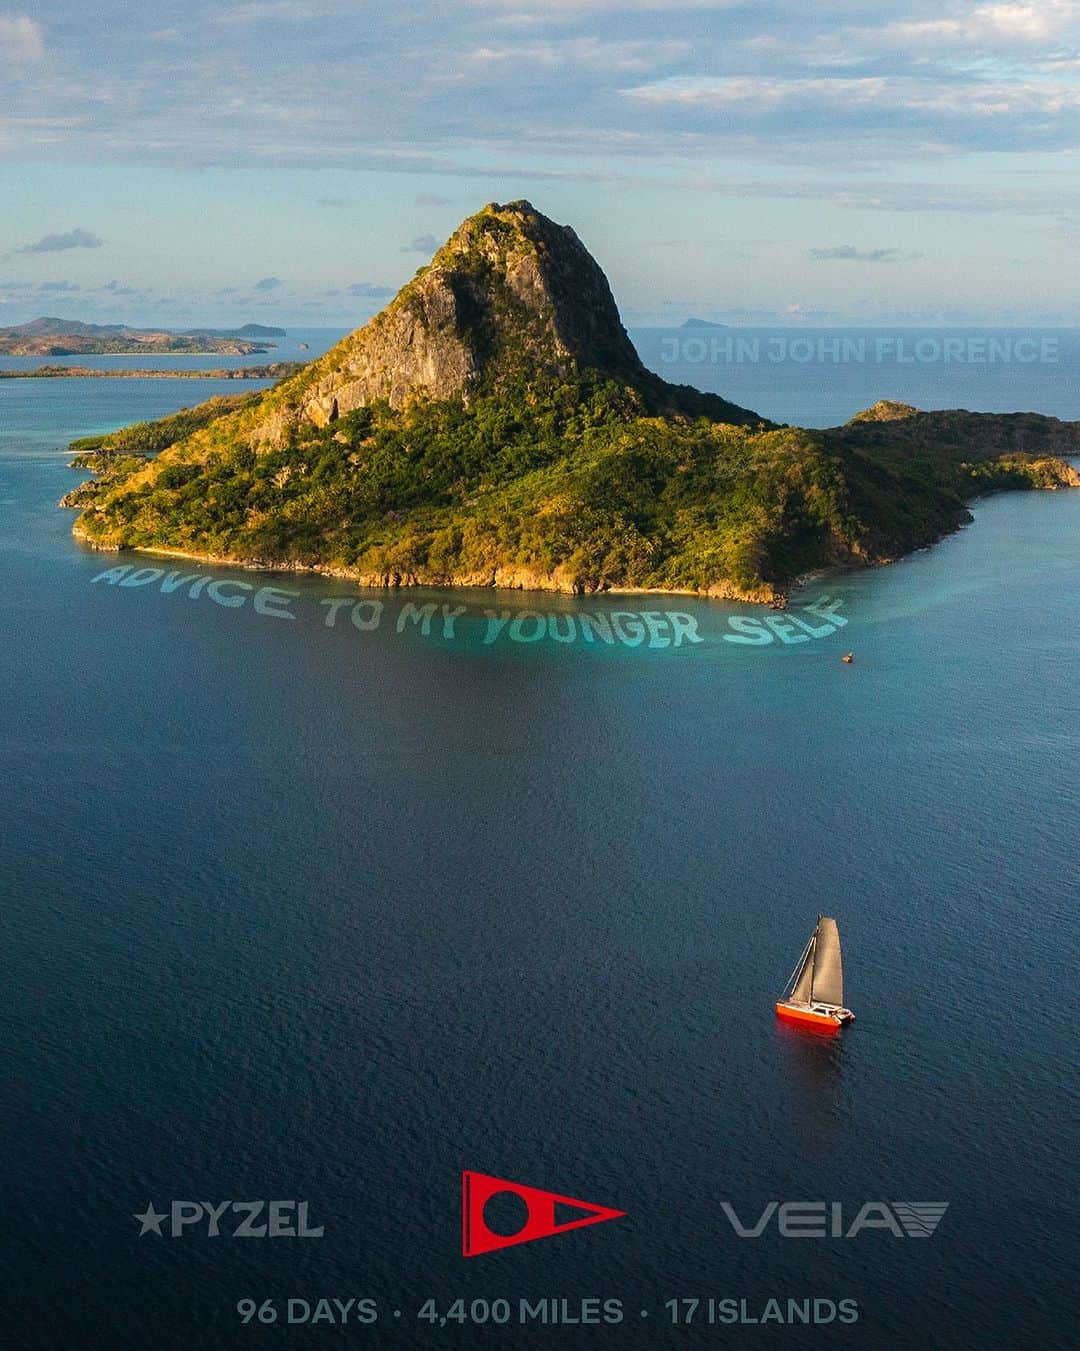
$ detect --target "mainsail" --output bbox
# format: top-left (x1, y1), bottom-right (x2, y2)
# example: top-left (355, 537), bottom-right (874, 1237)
top-left (784, 916), bottom-right (844, 1006)
top-left (811, 916), bottom-right (844, 1006)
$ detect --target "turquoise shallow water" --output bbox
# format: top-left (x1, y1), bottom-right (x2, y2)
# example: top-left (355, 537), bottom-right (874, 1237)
top-left (0, 352), bottom-right (1077, 1349)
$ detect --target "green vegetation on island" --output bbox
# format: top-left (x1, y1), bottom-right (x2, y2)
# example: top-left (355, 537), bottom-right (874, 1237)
top-left (60, 204), bottom-right (1080, 603)
top-left (67, 393), bottom-right (261, 462)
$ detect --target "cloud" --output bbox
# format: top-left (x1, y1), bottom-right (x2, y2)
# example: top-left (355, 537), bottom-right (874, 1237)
top-left (345, 281), bottom-right (394, 297)
top-left (253, 276), bottom-right (283, 291)
top-left (100, 280), bottom-right (138, 294)
top-left (400, 234), bottom-right (439, 253)
top-left (809, 245), bottom-right (925, 262)
top-left (37, 279), bottom-right (81, 292)
top-left (416, 193), bottom-right (452, 206)
top-left (783, 303), bottom-right (835, 322)
top-left (215, 2), bottom-right (343, 23)
top-left (733, 6), bottom-right (1076, 74)
top-left (467, 36), bottom-right (692, 74)
top-left (316, 194), bottom-right (350, 207)
top-left (5, 0), bottom-right (1080, 177)
top-left (468, 0), bottom-right (731, 10)
top-left (622, 71), bottom-right (1080, 156)
top-left (624, 74), bottom-right (1080, 122)
top-left (0, 14), bottom-right (44, 63)
top-left (846, 4), bottom-right (1075, 55)
top-left (16, 227), bottom-right (104, 254)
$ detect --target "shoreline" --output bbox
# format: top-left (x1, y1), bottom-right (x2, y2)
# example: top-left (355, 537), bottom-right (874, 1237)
top-left (71, 536), bottom-right (788, 606)
top-left (66, 458), bottom-right (1080, 608)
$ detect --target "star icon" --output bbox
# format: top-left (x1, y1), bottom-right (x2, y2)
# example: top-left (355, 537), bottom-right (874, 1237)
top-left (133, 1203), bottom-right (168, 1237)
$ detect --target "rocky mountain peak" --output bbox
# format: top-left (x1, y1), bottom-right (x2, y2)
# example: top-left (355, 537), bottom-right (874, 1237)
top-left (252, 201), bottom-right (753, 443)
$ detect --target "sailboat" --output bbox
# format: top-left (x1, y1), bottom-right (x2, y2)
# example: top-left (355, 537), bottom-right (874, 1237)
top-left (775, 915), bottom-right (855, 1030)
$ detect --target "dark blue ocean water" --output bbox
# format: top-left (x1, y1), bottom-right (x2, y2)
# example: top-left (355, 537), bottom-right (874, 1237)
top-left (1, 335), bottom-right (1077, 1349)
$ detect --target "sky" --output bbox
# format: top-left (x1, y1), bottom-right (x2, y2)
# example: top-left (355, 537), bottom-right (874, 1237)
top-left (3, 0), bottom-right (1080, 327)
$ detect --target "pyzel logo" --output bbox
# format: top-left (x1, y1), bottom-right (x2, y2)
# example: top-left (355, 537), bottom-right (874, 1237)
top-left (462, 1172), bottom-right (625, 1257)
top-left (720, 1201), bottom-right (949, 1239)
top-left (133, 1200), bottom-right (324, 1238)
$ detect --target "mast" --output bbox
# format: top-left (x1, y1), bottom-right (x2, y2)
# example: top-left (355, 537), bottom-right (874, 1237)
top-left (785, 933), bottom-right (816, 1003)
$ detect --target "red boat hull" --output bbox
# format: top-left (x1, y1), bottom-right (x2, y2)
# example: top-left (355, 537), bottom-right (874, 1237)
top-left (775, 1001), bottom-right (845, 1030)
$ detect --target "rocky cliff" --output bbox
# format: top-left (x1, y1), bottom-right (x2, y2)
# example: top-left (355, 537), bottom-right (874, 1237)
top-left (242, 200), bottom-right (759, 446)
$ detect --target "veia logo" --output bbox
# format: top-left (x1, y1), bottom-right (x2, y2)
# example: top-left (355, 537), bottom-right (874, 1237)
top-left (720, 1201), bottom-right (949, 1239)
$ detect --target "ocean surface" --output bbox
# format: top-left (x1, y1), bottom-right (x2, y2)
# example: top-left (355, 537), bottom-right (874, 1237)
top-left (631, 325), bottom-right (1080, 427)
top-left (1, 330), bottom-right (1077, 1349)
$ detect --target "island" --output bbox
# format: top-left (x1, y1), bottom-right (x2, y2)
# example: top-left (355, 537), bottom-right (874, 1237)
top-left (1, 362), bottom-right (304, 381)
top-left (0, 317), bottom-right (284, 356)
top-left (60, 201), bottom-right (1080, 604)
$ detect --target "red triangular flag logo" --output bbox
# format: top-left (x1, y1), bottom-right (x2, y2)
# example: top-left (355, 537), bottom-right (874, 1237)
top-left (462, 1171), bottom-right (625, 1257)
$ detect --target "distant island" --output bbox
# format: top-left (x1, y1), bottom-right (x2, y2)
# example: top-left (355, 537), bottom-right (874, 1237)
top-left (60, 202), bottom-right (1080, 604)
top-left (681, 317), bottom-right (728, 328)
top-left (1, 362), bottom-right (304, 381)
top-left (0, 317), bottom-right (284, 357)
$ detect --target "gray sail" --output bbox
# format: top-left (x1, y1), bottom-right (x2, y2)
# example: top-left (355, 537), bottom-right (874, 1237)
top-left (811, 916), bottom-right (843, 1006)
top-left (789, 935), bottom-right (816, 1003)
